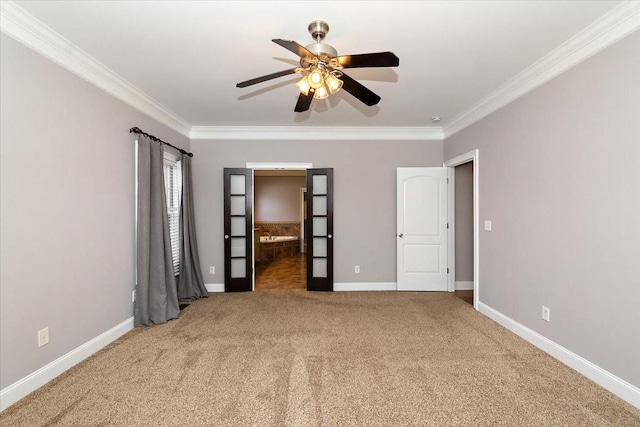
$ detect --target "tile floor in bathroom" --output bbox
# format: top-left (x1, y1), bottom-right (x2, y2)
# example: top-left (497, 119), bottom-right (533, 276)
top-left (255, 254), bottom-right (306, 290)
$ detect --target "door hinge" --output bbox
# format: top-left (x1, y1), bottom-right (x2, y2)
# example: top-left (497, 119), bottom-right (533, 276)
top-left (447, 268), bottom-right (450, 274)
top-left (447, 178), bottom-right (449, 184)
top-left (447, 223), bottom-right (449, 229)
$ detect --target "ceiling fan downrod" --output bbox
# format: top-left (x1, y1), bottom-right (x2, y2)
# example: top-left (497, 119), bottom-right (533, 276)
top-left (308, 20), bottom-right (329, 42)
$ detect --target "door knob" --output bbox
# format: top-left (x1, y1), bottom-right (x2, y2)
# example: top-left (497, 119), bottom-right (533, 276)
top-left (328, 234), bottom-right (332, 239)
top-left (398, 233), bottom-right (404, 238)
top-left (224, 235), bottom-right (229, 239)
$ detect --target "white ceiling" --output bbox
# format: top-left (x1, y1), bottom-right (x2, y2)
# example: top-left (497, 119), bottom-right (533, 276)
top-left (4, 1), bottom-right (636, 137)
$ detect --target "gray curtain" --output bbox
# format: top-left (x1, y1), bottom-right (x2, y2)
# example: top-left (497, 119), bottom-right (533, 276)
top-left (177, 154), bottom-right (208, 300)
top-left (135, 136), bottom-right (180, 327)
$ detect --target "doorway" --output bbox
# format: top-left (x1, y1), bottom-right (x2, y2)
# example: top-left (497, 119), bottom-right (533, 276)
top-left (444, 149), bottom-right (480, 309)
top-left (253, 169), bottom-right (307, 290)
top-left (223, 164), bottom-right (335, 292)
top-left (453, 162), bottom-right (474, 305)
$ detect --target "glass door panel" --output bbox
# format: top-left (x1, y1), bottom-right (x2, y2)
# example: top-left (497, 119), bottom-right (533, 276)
top-left (313, 237), bottom-right (327, 257)
top-left (230, 195), bottom-right (245, 216)
top-left (230, 217), bottom-right (246, 236)
top-left (313, 175), bottom-right (327, 194)
top-left (312, 217), bottom-right (327, 236)
top-left (312, 259), bottom-right (327, 278)
top-left (312, 196), bottom-right (327, 216)
top-left (230, 237), bottom-right (246, 257)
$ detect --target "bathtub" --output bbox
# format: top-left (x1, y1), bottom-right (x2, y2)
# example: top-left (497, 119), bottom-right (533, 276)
top-left (258, 236), bottom-right (300, 261)
top-left (260, 235), bottom-right (299, 243)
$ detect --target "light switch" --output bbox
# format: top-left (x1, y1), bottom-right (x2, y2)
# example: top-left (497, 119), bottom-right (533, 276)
top-left (484, 220), bottom-right (492, 231)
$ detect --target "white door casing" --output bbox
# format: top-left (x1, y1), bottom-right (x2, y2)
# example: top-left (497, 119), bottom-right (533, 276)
top-left (397, 167), bottom-right (448, 291)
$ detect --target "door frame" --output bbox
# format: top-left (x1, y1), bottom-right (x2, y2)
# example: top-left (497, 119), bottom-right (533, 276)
top-left (444, 149), bottom-right (479, 309)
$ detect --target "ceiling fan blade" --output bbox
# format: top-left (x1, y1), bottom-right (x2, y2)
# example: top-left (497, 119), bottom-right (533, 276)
top-left (294, 91), bottom-right (314, 112)
top-left (340, 72), bottom-right (381, 106)
top-left (236, 68), bottom-right (298, 88)
top-left (272, 39), bottom-right (317, 59)
top-left (336, 52), bottom-right (399, 68)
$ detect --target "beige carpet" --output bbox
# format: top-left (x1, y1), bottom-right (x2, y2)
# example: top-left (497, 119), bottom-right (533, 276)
top-left (2, 291), bottom-right (639, 426)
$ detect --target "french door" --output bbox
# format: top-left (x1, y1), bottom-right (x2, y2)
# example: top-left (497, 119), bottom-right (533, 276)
top-left (223, 168), bottom-right (253, 292)
top-left (306, 169), bottom-right (334, 291)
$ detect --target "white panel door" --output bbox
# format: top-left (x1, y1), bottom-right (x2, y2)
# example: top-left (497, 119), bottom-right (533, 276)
top-left (397, 168), bottom-right (448, 291)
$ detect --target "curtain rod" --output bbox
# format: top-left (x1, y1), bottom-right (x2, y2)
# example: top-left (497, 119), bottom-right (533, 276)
top-left (129, 127), bottom-right (193, 157)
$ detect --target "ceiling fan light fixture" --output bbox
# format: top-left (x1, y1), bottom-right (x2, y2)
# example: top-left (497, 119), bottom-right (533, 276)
top-left (296, 76), bottom-right (311, 96)
top-left (314, 84), bottom-right (329, 99)
top-left (308, 68), bottom-right (325, 89)
top-left (325, 72), bottom-right (343, 94)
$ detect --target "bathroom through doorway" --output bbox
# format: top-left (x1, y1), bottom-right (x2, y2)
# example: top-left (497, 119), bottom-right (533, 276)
top-left (253, 169), bottom-right (307, 290)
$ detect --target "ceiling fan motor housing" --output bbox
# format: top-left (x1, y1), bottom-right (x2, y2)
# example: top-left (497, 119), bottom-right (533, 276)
top-left (303, 20), bottom-right (337, 65)
top-left (304, 42), bottom-right (337, 60)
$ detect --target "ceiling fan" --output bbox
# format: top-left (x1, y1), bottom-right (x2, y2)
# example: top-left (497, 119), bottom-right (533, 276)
top-left (236, 20), bottom-right (399, 113)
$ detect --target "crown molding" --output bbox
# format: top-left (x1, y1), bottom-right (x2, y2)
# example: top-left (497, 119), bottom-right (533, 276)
top-left (190, 126), bottom-right (443, 141)
top-left (443, 1), bottom-right (640, 139)
top-left (0, 1), bottom-right (191, 137)
top-left (5, 0), bottom-right (636, 143)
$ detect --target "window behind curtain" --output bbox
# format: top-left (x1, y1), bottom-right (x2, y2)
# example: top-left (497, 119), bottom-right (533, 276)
top-left (163, 158), bottom-right (181, 275)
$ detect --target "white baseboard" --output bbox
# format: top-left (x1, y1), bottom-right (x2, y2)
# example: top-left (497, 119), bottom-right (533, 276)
top-left (205, 283), bottom-right (224, 292)
top-left (334, 282), bottom-right (397, 292)
top-left (455, 281), bottom-right (474, 290)
top-left (478, 302), bottom-right (640, 409)
top-left (206, 283), bottom-right (397, 292)
top-left (0, 316), bottom-right (134, 412)
top-left (206, 283), bottom-right (399, 292)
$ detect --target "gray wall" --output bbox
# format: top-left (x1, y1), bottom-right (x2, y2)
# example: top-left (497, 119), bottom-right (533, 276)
top-left (454, 162), bottom-right (474, 282)
top-left (0, 34), bottom-right (190, 389)
top-left (444, 31), bottom-right (640, 388)
top-left (255, 176), bottom-right (306, 222)
top-left (191, 139), bottom-right (443, 284)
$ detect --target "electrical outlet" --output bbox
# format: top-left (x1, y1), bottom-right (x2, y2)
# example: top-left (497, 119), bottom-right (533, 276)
top-left (209, 266), bottom-right (215, 275)
top-left (542, 306), bottom-right (550, 322)
top-left (355, 265), bottom-right (360, 274)
top-left (484, 220), bottom-right (492, 231)
top-left (132, 290), bottom-right (136, 303)
top-left (38, 327), bottom-right (49, 347)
